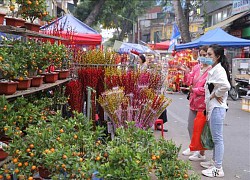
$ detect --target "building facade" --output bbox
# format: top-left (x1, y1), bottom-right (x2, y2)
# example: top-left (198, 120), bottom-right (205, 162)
top-left (138, 6), bottom-right (204, 44)
top-left (203, 0), bottom-right (250, 59)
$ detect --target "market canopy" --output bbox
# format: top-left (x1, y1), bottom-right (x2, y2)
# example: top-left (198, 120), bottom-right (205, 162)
top-left (117, 42), bottom-right (156, 54)
top-left (148, 41), bottom-right (170, 50)
top-left (175, 28), bottom-right (250, 50)
top-left (40, 14), bottom-right (102, 45)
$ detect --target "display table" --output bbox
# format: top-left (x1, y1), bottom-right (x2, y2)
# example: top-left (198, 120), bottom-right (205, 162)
top-left (3, 78), bottom-right (71, 100)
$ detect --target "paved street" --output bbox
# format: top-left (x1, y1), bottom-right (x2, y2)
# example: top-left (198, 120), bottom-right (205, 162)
top-left (154, 93), bottom-right (250, 180)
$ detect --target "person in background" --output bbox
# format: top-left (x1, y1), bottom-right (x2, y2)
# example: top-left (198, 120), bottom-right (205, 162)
top-left (138, 54), bottom-right (148, 72)
top-left (179, 46), bottom-right (212, 161)
top-left (201, 44), bottom-right (230, 178)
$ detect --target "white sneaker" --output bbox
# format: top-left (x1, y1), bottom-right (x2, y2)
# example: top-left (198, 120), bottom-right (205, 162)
top-left (182, 148), bottom-right (194, 156)
top-left (189, 152), bottom-right (206, 161)
top-left (202, 166), bottom-right (224, 178)
top-left (200, 159), bottom-right (215, 168)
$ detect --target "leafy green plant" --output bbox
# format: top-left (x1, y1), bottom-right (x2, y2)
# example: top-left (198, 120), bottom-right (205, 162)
top-left (0, 96), bottom-right (15, 137)
top-left (16, 0), bottom-right (48, 23)
top-left (97, 122), bottom-right (200, 179)
top-left (0, 45), bottom-right (17, 80)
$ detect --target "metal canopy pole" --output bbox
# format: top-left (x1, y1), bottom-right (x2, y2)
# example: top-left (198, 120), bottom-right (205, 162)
top-left (86, 86), bottom-right (96, 121)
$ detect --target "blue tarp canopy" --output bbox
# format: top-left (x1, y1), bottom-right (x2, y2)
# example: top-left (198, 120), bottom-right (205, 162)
top-left (118, 42), bottom-right (156, 54)
top-left (41, 14), bottom-right (99, 34)
top-left (0, 32), bottom-right (21, 41)
top-left (40, 14), bottom-right (102, 45)
top-left (175, 28), bottom-right (250, 50)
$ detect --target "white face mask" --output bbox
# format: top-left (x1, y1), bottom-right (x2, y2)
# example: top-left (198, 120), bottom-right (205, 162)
top-left (198, 57), bottom-right (213, 65)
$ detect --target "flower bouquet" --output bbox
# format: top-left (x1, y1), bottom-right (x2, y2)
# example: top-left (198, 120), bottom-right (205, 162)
top-left (98, 87), bottom-right (172, 129)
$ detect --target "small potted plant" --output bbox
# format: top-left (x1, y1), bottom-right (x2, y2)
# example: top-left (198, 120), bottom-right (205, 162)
top-left (10, 41), bottom-right (33, 90)
top-left (16, 0), bottom-right (48, 31)
top-left (53, 44), bottom-right (71, 79)
top-left (0, 45), bottom-right (19, 95)
top-left (39, 42), bottom-right (59, 83)
top-left (25, 40), bottom-right (45, 87)
top-left (5, 1), bottom-right (26, 27)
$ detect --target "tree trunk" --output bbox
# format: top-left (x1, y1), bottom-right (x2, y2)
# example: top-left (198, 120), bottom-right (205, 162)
top-left (118, 20), bottom-right (129, 41)
top-left (84, 0), bottom-right (106, 26)
top-left (73, 0), bottom-right (78, 6)
top-left (173, 0), bottom-right (191, 43)
top-left (184, 0), bottom-right (190, 27)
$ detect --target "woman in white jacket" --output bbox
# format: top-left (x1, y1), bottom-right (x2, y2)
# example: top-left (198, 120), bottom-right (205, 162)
top-left (201, 44), bottom-right (231, 178)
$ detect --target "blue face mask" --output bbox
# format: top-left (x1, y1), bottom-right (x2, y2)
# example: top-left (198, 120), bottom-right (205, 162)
top-left (198, 57), bottom-right (214, 65)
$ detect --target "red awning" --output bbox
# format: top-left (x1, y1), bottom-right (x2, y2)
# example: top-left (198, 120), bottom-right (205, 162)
top-left (149, 41), bottom-right (170, 50)
top-left (40, 31), bottom-right (102, 46)
top-left (70, 32), bottom-right (102, 45)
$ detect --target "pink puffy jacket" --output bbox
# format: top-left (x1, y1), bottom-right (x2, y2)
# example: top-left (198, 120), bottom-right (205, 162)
top-left (184, 64), bottom-right (211, 112)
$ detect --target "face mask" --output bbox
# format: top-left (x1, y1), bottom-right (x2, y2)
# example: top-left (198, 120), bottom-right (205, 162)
top-left (198, 57), bottom-right (214, 65)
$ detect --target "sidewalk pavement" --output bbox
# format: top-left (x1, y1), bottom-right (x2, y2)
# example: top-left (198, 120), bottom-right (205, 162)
top-left (153, 93), bottom-right (227, 180)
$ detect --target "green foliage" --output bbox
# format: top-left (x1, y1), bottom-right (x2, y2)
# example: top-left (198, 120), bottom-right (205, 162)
top-left (74, 0), bottom-right (156, 40)
top-left (97, 122), bottom-right (200, 179)
top-left (16, 0), bottom-right (48, 23)
top-left (0, 45), bottom-right (17, 80)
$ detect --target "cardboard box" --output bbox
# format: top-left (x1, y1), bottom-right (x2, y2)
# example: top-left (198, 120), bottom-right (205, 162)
top-left (235, 74), bottom-right (250, 80)
top-left (242, 96), bottom-right (250, 112)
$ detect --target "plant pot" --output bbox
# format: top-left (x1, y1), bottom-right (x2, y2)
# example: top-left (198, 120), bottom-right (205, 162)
top-left (42, 72), bottom-right (59, 83)
top-left (0, 13), bottom-right (5, 25)
top-left (16, 78), bottom-right (32, 90)
top-left (31, 76), bottom-right (44, 87)
top-left (5, 17), bottom-right (25, 27)
top-left (0, 81), bottom-right (19, 95)
top-left (55, 70), bottom-right (70, 79)
top-left (0, 135), bottom-right (12, 143)
top-left (0, 149), bottom-right (8, 161)
top-left (38, 167), bottom-right (51, 179)
top-left (25, 22), bottom-right (41, 32)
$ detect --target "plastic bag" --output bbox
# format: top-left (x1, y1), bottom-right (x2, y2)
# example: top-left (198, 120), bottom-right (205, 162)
top-left (189, 112), bottom-right (207, 151)
top-left (201, 121), bottom-right (214, 150)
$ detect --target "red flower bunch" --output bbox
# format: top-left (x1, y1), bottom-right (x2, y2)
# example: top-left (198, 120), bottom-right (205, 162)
top-left (65, 80), bottom-right (83, 113)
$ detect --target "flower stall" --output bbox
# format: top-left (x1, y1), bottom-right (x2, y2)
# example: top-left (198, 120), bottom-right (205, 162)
top-left (0, 4), bottom-right (201, 179)
top-left (167, 50), bottom-right (198, 92)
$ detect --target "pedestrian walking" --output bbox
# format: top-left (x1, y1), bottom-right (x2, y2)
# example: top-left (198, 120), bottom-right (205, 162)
top-left (201, 44), bottom-right (231, 178)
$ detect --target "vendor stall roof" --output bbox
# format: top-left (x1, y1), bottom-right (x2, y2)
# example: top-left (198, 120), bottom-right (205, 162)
top-left (118, 42), bottom-right (156, 54)
top-left (148, 40), bottom-right (170, 50)
top-left (175, 28), bottom-right (250, 50)
top-left (40, 14), bottom-right (102, 45)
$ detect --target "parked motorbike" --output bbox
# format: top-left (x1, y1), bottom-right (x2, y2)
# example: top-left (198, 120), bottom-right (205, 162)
top-left (229, 78), bottom-right (250, 100)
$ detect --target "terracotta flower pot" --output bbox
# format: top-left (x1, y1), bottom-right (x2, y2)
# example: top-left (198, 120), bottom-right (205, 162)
top-left (5, 17), bottom-right (25, 27)
top-left (0, 149), bottom-right (8, 161)
top-left (42, 72), bottom-right (59, 83)
top-left (0, 81), bottom-right (19, 95)
top-left (16, 78), bottom-right (32, 90)
top-left (0, 136), bottom-right (9, 161)
top-left (0, 13), bottom-right (5, 25)
top-left (38, 167), bottom-right (51, 179)
top-left (25, 22), bottom-right (41, 32)
top-left (31, 76), bottom-right (44, 87)
top-left (55, 70), bottom-right (70, 79)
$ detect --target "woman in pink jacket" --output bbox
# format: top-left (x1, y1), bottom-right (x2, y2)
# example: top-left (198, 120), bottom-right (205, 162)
top-left (180, 46), bottom-right (212, 161)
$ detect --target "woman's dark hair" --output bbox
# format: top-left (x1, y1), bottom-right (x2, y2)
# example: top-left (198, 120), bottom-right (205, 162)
top-left (139, 54), bottom-right (146, 63)
top-left (199, 45), bottom-right (208, 53)
top-left (209, 44), bottom-right (231, 83)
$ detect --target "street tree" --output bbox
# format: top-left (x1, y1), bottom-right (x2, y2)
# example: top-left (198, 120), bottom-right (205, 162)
top-left (74, 0), bottom-right (155, 41)
top-left (173, 0), bottom-right (191, 43)
top-left (160, 0), bottom-right (203, 43)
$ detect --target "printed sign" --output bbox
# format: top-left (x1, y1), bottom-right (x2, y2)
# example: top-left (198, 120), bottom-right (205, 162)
top-left (232, 0), bottom-right (250, 15)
